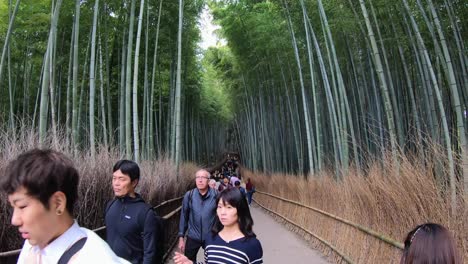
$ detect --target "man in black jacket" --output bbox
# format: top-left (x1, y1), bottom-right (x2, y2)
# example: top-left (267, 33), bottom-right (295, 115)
top-left (178, 169), bottom-right (217, 263)
top-left (105, 160), bottom-right (159, 264)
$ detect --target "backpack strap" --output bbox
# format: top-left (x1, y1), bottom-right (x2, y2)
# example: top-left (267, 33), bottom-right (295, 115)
top-left (105, 198), bottom-right (117, 215)
top-left (184, 189), bottom-right (195, 225)
top-left (138, 206), bottom-right (154, 233)
top-left (58, 237), bottom-right (87, 264)
top-left (188, 189), bottom-right (194, 209)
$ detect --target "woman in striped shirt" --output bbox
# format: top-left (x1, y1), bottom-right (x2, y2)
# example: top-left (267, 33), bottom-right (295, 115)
top-left (174, 187), bottom-right (263, 264)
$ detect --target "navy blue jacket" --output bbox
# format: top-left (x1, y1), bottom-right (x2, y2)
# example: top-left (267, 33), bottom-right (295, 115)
top-left (178, 188), bottom-right (217, 242)
top-left (105, 194), bottom-right (157, 264)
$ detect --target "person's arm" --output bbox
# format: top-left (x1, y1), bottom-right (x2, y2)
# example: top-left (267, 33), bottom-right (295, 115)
top-left (173, 252), bottom-right (194, 264)
top-left (249, 239), bottom-right (264, 264)
top-left (178, 192), bottom-right (190, 252)
top-left (142, 209), bottom-right (157, 264)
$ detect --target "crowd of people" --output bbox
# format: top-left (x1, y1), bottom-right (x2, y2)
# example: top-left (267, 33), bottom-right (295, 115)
top-left (0, 149), bottom-right (463, 264)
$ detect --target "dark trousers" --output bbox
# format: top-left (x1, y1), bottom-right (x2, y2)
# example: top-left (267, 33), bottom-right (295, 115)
top-left (247, 191), bottom-right (253, 205)
top-left (185, 237), bottom-right (204, 263)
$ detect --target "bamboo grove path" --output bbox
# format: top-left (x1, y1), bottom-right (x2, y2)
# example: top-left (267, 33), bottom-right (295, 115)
top-left (165, 203), bottom-right (329, 264)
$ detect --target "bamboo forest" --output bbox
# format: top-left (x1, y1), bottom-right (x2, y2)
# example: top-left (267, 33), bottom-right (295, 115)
top-left (0, 0), bottom-right (467, 261)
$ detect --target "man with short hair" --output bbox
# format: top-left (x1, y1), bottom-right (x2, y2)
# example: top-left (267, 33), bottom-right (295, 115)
top-left (105, 160), bottom-right (159, 264)
top-left (178, 169), bottom-right (217, 263)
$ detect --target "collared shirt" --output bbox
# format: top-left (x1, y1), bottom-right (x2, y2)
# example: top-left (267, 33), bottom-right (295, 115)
top-left (17, 221), bottom-right (87, 264)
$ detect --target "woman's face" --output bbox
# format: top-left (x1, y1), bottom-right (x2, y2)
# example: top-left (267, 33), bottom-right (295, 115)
top-left (8, 187), bottom-right (60, 249)
top-left (217, 198), bottom-right (238, 227)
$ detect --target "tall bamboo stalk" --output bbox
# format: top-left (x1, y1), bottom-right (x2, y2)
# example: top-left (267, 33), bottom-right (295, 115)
top-left (89, 0), bottom-right (99, 159)
top-left (132, 0), bottom-right (145, 163)
top-left (174, 0), bottom-right (184, 174)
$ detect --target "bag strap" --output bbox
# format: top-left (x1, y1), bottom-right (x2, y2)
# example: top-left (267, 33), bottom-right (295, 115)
top-left (58, 237), bottom-right (87, 264)
top-left (189, 189), bottom-right (194, 209)
top-left (105, 198), bottom-right (117, 215)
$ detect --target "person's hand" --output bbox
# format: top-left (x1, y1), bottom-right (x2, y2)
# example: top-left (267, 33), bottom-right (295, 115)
top-left (173, 251), bottom-right (192, 264)
top-left (178, 237), bottom-right (185, 253)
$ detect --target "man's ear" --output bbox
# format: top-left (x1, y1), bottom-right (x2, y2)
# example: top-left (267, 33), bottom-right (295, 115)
top-left (51, 191), bottom-right (67, 214)
top-left (132, 179), bottom-right (139, 188)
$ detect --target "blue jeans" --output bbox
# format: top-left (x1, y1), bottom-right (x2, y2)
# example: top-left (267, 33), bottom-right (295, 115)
top-left (247, 191), bottom-right (253, 205)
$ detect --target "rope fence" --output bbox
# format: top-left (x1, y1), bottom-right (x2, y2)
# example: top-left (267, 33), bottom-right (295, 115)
top-left (255, 190), bottom-right (404, 263)
top-left (254, 199), bottom-right (355, 264)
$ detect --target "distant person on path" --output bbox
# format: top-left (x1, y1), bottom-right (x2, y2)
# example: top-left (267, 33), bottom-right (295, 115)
top-left (245, 178), bottom-right (255, 205)
top-left (234, 180), bottom-right (246, 197)
top-left (105, 160), bottom-right (159, 264)
top-left (209, 179), bottom-right (217, 190)
top-left (401, 223), bottom-right (460, 264)
top-left (178, 169), bottom-right (218, 263)
top-left (1, 149), bottom-right (129, 264)
top-left (229, 174), bottom-right (240, 186)
top-left (174, 187), bottom-right (263, 264)
top-left (218, 177), bottom-right (231, 192)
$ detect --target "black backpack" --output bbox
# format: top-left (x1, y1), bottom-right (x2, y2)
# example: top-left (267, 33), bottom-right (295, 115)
top-left (137, 206), bottom-right (165, 264)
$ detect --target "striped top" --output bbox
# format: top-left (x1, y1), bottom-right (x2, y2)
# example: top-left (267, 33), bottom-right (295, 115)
top-left (203, 234), bottom-right (263, 264)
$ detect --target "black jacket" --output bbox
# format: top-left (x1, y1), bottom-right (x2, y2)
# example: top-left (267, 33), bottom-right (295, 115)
top-left (105, 194), bottom-right (157, 264)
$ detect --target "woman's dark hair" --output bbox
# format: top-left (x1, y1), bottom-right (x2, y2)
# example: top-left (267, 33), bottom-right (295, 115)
top-left (401, 223), bottom-right (460, 264)
top-left (113, 159), bottom-right (140, 181)
top-left (212, 187), bottom-right (255, 238)
top-left (1, 149), bottom-right (79, 215)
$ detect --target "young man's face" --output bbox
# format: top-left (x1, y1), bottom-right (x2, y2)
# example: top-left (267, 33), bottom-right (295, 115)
top-left (112, 169), bottom-right (136, 197)
top-left (8, 187), bottom-right (61, 249)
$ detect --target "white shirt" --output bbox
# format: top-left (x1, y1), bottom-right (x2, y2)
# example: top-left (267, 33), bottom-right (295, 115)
top-left (17, 221), bottom-right (130, 264)
top-left (17, 221), bottom-right (86, 264)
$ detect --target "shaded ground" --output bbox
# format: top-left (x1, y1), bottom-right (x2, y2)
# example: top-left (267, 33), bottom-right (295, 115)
top-left (165, 203), bottom-right (329, 263)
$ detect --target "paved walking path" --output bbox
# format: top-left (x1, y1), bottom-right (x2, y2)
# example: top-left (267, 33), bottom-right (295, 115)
top-left (165, 203), bottom-right (329, 263)
top-left (251, 204), bottom-right (329, 263)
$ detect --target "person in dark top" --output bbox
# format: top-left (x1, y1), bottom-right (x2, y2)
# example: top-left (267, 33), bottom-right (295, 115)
top-left (174, 187), bottom-right (263, 264)
top-left (178, 169), bottom-right (218, 263)
top-left (105, 160), bottom-right (159, 264)
top-left (218, 177), bottom-right (231, 192)
top-left (234, 180), bottom-right (246, 197)
top-left (245, 178), bottom-right (255, 205)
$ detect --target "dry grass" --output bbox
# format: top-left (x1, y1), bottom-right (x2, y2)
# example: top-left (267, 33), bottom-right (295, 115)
top-left (245, 152), bottom-right (467, 263)
top-left (0, 127), bottom-right (197, 252)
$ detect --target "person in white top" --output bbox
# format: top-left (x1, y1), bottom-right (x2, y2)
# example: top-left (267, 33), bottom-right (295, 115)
top-left (1, 149), bottom-right (129, 264)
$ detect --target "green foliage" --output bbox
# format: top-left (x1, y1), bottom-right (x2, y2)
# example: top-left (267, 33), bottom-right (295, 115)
top-left (200, 46), bottom-right (235, 122)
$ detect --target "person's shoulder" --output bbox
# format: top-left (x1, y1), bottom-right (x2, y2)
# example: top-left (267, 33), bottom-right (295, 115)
top-left (184, 188), bottom-right (196, 198)
top-left (244, 236), bottom-right (262, 249)
top-left (77, 228), bottom-right (131, 264)
top-left (208, 188), bottom-right (219, 200)
top-left (244, 236), bottom-right (263, 260)
top-left (204, 232), bottom-right (217, 244)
